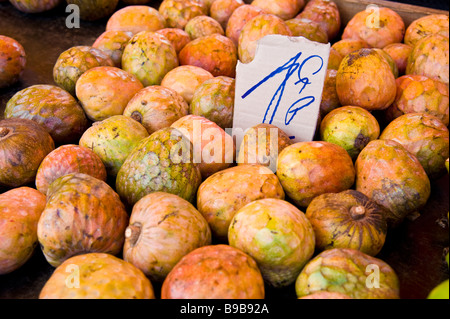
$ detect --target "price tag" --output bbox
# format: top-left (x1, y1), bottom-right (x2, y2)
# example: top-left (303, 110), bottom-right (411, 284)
top-left (232, 35), bottom-right (330, 149)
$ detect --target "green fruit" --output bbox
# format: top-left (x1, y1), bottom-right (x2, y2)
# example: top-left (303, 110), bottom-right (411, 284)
top-left (427, 280), bottom-right (449, 299)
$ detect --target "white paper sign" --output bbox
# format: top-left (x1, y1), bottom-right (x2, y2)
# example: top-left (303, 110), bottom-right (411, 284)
top-left (232, 35), bottom-right (330, 149)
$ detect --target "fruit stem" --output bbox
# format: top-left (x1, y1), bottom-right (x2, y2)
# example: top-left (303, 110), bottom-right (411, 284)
top-left (0, 127), bottom-right (10, 139)
top-left (130, 111), bottom-right (143, 124)
top-left (350, 205), bottom-right (366, 220)
top-left (125, 223), bottom-right (142, 247)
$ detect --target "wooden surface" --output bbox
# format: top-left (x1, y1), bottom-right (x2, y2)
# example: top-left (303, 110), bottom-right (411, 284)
top-left (1, 1), bottom-right (449, 299)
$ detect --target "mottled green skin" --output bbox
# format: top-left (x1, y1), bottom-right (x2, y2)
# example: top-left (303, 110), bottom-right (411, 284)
top-left (355, 139), bottom-right (431, 227)
top-left (66, 0), bottom-right (119, 21)
top-left (116, 127), bottom-right (202, 207)
top-left (79, 115), bottom-right (149, 177)
top-left (53, 46), bottom-right (114, 96)
top-left (380, 113), bottom-right (449, 180)
top-left (5, 85), bottom-right (88, 145)
top-left (295, 248), bottom-right (400, 299)
top-left (37, 173), bottom-right (129, 267)
top-left (189, 76), bottom-right (235, 129)
top-left (92, 30), bottom-right (133, 68)
top-left (122, 31), bottom-right (179, 87)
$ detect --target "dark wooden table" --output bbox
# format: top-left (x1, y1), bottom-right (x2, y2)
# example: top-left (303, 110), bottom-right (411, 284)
top-left (0, 1), bottom-right (448, 299)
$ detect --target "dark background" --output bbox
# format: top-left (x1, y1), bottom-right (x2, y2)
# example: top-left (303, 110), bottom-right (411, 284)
top-left (386, 0), bottom-right (449, 10)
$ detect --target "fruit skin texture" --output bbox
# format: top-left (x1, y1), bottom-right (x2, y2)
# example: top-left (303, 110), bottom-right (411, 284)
top-left (238, 13), bottom-right (292, 64)
top-left (123, 192), bottom-right (211, 282)
top-left (37, 173), bottom-right (129, 267)
top-left (197, 164), bottom-right (285, 241)
top-left (53, 46), bottom-right (114, 96)
top-left (189, 76), bottom-right (235, 130)
top-left (106, 5), bottom-right (166, 35)
top-left (35, 144), bottom-right (107, 195)
top-left (380, 113), bottom-right (449, 180)
top-left (66, 0), bottom-right (118, 21)
top-left (39, 253), bottom-right (155, 299)
top-left (373, 48), bottom-right (398, 78)
top-left (155, 28), bottom-right (191, 54)
top-left (355, 139), bottom-right (431, 227)
top-left (5, 84), bottom-right (88, 145)
top-left (285, 18), bottom-right (328, 44)
top-left (159, 0), bottom-right (208, 29)
top-left (92, 30), bottom-right (133, 68)
top-left (79, 115), bottom-right (149, 176)
top-left (331, 38), bottom-right (369, 60)
top-left (296, 0), bottom-right (341, 41)
top-left (336, 48), bottom-right (396, 111)
top-left (327, 48), bottom-right (343, 70)
top-left (0, 35), bottom-right (26, 89)
top-left (228, 198), bottom-right (315, 288)
top-left (75, 66), bottom-right (144, 122)
top-left (295, 248), bottom-right (400, 299)
top-left (0, 187), bottom-right (46, 275)
top-left (9, 0), bottom-right (61, 13)
top-left (122, 31), bottom-right (178, 87)
top-left (406, 34), bottom-right (449, 85)
top-left (385, 74), bottom-right (449, 126)
top-left (184, 15), bottom-right (224, 40)
top-left (305, 190), bottom-right (388, 256)
top-left (404, 14), bottom-right (449, 47)
top-left (252, 0), bottom-right (304, 20)
top-left (320, 69), bottom-right (340, 116)
top-left (382, 43), bottom-right (412, 76)
top-left (342, 7), bottom-right (405, 49)
top-left (276, 141), bottom-right (355, 208)
top-left (179, 33), bottom-right (237, 78)
top-left (209, 0), bottom-right (244, 30)
top-left (226, 4), bottom-right (265, 47)
top-left (123, 85), bottom-right (189, 135)
top-left (0, 118), bottom-right (55, 188)
top-left (320, 106), bottom-right (380, 160)
top-left (171, 114), bottom-right (235, 179)
top-left (116, 127), bottom-right (202, 207)
top-left (161, 244), bottom-right (265, 299)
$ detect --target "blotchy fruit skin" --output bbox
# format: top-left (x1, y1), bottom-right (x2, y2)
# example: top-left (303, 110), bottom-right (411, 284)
top-left (285, 18), bottom-right (328, 44)
top-left (404, 14), bottom-right (449, 47)
top-left (299, 291), bottom-right (352, 299)
top-left (382, 43), bottom-right (412, 76)
top-left (36, 144), bottom-right (107, 195)
top-left (295, 248), bottom-right (400, 299)
top-left (327, 48), bottom-right (343, 70)
top-left (122, 31), bottom-right (179, 87)
top-left (9, 0), bottom-right (61, 13)
top-left (237, 123), bottom-right (292, 170)
top-left (296, 0), bottom-right (341, 41)
top-left (75, 66), bottom-right (144, 121)
top-left (336, 48), bottom-right (396, 111)
top-left (171, 114), bottom-right (235, 179)
top-left (161, 245), bottom-right (265, 299)
top-left (123, 85), bottom-right (189, 135)
top-left (373, 48), bottom-right (398, 78)
top-left (406, 34), bottom-right (449, 85)
top-left (0, 118), bottom-right (55, 188)
top-left (228, 198), bottom-right (315, 288)
top-left (380, 113), bottom-right (449, 180)
top-left (123, 192), bottom-right (211, 282)
top-left (184, 15), bottom-right (224, 40)
top-left (53, 46), bottom-right (114, 96)
top-left (342, 7), bottom-right (405, 49)
top-left (385, 75), bottom-right (449, 126)
top-left (355, 139), bottom-right (431, 227)
top-left (331, 39), bottom-right (369, 60)
top-left (179, 33), bottom-right (238, 78)
top-left (238, 13), bottom-right (292, 64)
top-left (92, 30), bottom-right (133, 68)
top-left (66, 0), bottom-right (118, 21)
top-left (159, 0), bottom-right (208, 29)
top-left (209, 0), bottom-right (244, 30)
top-left (0, 187), bottom-right (46, 275)
top-left (106, 5), bottom-right (166, 35)
top-left (5, 84), bottom-right (88, 145)
top-left (276, 141), bottom-right (355, 208)
top-left (189, 76), bottom-right (235, 130)
top-left (320, 69), bottom-right (340, 116)
top-left (155, 28), bottom-right (191, 54)
top-left (39, 253), bottom-right (155, 299)
top-left (226, 4), bottom-right (265, 47)
top-left (252, 0), bottom-right (304, 20)
top-left (320, 106), bottom-right (380, 160)
top-left (0, 35), bottom-right (26, 89)
top-left (116, 127), bottom-right (202, 207)
top-left (79, 115), bottom-right (149, 176)
top-left (37, 173), bottom-right (129, 267)
top-left (306, 190), bottom-right (387, 256)
top-left (197, 164), bottom-right (285, 240)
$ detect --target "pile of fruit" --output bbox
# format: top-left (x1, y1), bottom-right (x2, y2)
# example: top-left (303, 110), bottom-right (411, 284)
top-left (0, 0), bottom-right (449, 299)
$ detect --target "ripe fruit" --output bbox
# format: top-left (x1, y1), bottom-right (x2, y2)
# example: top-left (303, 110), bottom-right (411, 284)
top-left (158, 0), bottom-right (208, 29)
top-left (285, 18), bottom-right (328, 44)
top-left (9, 0), bottom-right (61, 13)
top-left (404, 14), bottom-right (449, 47)
top-left (0, 187), bottom-right (46, 275)
top-left (92, 30), bottom-right (133, 68)
top-left (382, 43), bottom-right (412, 76)
top-left (296, 0), bottom-right (341, 41)
top-left (331, 38), bottom-right (369, 59)
top-left (0, 118), bottom-right (54, 188)
top-left (155, 28), bottom-right (191, 54)
top-left (228, 198), bottom-right (315, 287)
top-left (210, 0), bottom-right (244, 30)
top-left (37, 173), bottom-right (129, 267)
top-left (123, 192), bottom-right (211, 282)
top-left (39, 253), bottom-right (155, 299)
top-left (320, 69), bottom-right (340, 115)
top-left (184, 15), bottom-right (224, 40)
top-left (226, 4), bottom-right (265, 47)
top-left (106, 5), bottom-right (166, 35)
top-left (0, 35), bottom-right (26, 89)
top-left (252, 0), bottom-right (304, 20)
top-left (161, 245), bottom-right (265, 299)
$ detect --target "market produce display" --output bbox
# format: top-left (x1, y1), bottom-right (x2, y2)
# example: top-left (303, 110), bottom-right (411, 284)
top-left (0, 0), bottom-right (448, 301)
